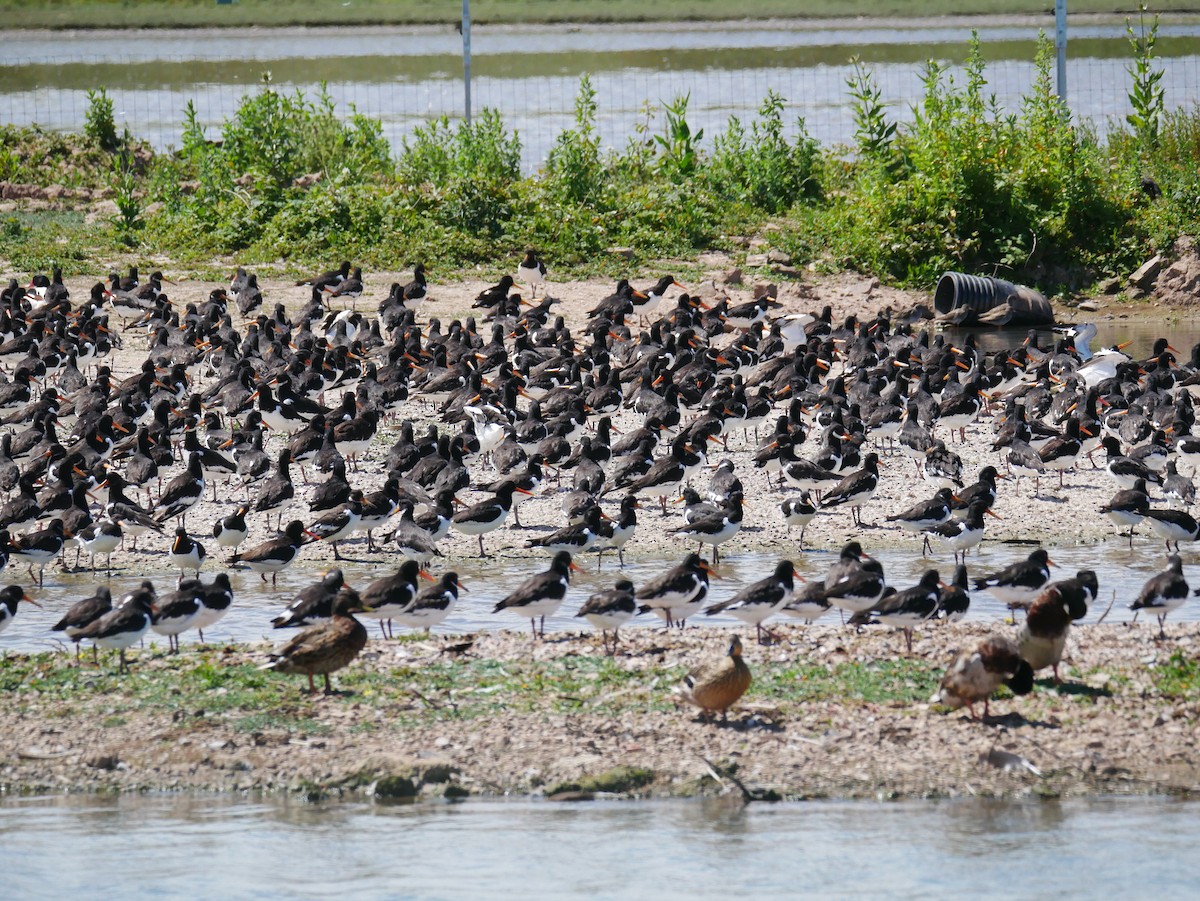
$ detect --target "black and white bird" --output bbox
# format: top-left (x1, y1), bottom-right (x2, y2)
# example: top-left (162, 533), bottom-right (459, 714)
top-left (854, 568), bottom-right (942, 652)
top-left (885, 487), bottom-right (955, 554)
top-left (272, 569), bottom-right (347, 629)
top-left (0, 584), bottom-right (38, 637)
top-left (75, 581), bottom-right (156, 672)
top-left (212, 504), bottom-right (250, 554)
top-left (51, 586), bottom-right (112, 661)
top-left (818, 453), bottom-right (881, 526)
top-left (153, 452), bottom-right (206, 527)
top-left (938, 564), bottom-right (971, 622)
top-left (167, 527), bottom-right (207, 586)
top-left (780, 492), bottom-right (817, 549)
top-left (923, 500), bottom-right (996, 564)
top-left (575, 578), bottom-right (637, 655)
top-left (452, 483), bottom-right (530, 557)
top-left (394, 570), bottom-right (465, 635)
top-left (703, 558), bottom-right (800, 644)
top-left (358, 560), bottom-right (427, 639)
top-left (972, 548), bottom-right (1053, 616)
top-left (1144, 507), bottom-right (1200, 552)
top-left (635, 552), bottom-right (714, 628)
top-left (517, 248), bottom-right (547, 297)
top-left (1130, 554), bottom-right (1189, 640)
top-left (669, 491), bottom-right (743, 564)
top-left (492, 550), bottom-right (579, 639)
top-left (231, 520), bottom-right (308, 585)
top-left (1099, 477), bottom-right (1150, 547)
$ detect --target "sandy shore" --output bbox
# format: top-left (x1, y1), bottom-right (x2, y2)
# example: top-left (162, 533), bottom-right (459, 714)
top-left (1, 261), bottom-right (1197, 799)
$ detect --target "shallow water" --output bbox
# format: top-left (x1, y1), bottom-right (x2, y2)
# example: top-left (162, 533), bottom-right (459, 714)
top-left (1, 537), bottom-right (1195, 656)
top-left (2, 22), bottom-right (1198, 168)
top-left (1, 794), bottom-right (1196, 898)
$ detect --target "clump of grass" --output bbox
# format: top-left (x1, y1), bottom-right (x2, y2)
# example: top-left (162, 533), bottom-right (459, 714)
top-left (1153, 651), bottom-right (1199, 699)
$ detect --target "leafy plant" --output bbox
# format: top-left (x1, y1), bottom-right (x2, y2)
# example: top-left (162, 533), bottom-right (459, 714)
top-left (708, 90), bottom-right (821, 213)
top-left (110, 149), bottom-right (143, 246)
top-left (85, 87), bottom-right (120, 152)
top-left (1126, 5), bottom-right (1166, 155)
top-left (545, 75), bottom-right (604, 204)
top-left (654, 93), bottom-right (703, 182)
top-left (846, 57), bottom-right (897, 168)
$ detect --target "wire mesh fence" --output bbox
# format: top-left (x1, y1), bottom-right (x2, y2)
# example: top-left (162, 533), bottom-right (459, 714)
top-left (2, 45), bottom-right (1198, 173)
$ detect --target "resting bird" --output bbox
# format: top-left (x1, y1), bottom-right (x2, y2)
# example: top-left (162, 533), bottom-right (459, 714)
top-left (260, 587), bottom-right (369, 694)
top-left (931, 634), bottom-right (1034, 721)
top-left (676, 634), bottom-right (752, 723)
top-left (1129, 554), bottom-right (1189, 640)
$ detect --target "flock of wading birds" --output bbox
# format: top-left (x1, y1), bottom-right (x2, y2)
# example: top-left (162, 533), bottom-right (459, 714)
top-left (0, 253), bottom-right (1195, 723)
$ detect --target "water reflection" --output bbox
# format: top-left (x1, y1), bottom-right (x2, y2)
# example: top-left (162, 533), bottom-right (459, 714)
top-left (2, 795), bottom-right (1198, 898)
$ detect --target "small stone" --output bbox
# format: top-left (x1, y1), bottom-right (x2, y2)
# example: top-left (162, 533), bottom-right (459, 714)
top-left (1077, 300), bottom-right (1100, 312)
top-left (753, 283), bottom-right (778, 299)
top-left (745, 253), bottom-right (768, 267)
top-left (373, 775), bottom-right (417, 800)
top-left (721, 268), bottom-right (743, 286)
top-left (607, 246), bottom-right (635, 261)
top-left (1097, 277), bottom-right (1122, 295)
top-left (766, 249), bottom-right (792, 265)
top-left (85, 753), bottom-right (120, 771)
top-left (548, 790), bottom-right (595, 802)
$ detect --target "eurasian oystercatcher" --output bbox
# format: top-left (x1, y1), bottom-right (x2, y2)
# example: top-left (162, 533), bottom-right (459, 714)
top-left (635, 552), bottom-right (715, 628)
top-left (492, 550), bottom-right (579, 638)
top-left (51, 586), bottom-right (112, 661)
top-left (212, 504), bottom-right (250, 554)
top-left (1130, 554), bottom-right (1190, 639)
top-left (75, 581), bottom-right (156, 673)
top-left (272, 569), bottom-right (348, 629)
top-left (451, 482), bottom-right (530, 557)
top-left (0, 584), bottom-right (38, 636)
top-left (167, 527), bottom-right (206, 586)
top-left (973, 548), bottom-right (1053, 617)
top-left (395, 570), bottom-right (465, 634)
top-left (703, 558), bottom-right (799, 644)
top-left (359, 560), bottom-right (426, 639)
top-left (575, 578), bottom-right (637, 655)
top-left (231, 519), bottom-right (307, 585)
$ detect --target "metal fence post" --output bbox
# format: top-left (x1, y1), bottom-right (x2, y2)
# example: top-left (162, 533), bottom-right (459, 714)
top-left (1055, 0), bottom-right (1068, 101)
top-left (462, 0), bottom-right (472, 125)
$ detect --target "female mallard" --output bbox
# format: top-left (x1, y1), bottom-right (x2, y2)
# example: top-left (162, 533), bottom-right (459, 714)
top-left (677, 635), bottom-right (752, 722)
top-left (260, 587), bottom-right (368, 694)
top-left (932, 634), bottom-right (1034, 721)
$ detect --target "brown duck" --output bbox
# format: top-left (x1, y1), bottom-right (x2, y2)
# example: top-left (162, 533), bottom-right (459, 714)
top-left (676, 634), bottom-right (752, 722)
top-left (260, 587), bottom-right (368, 693)
top-left (932, 634), bottom-right (1034, 720)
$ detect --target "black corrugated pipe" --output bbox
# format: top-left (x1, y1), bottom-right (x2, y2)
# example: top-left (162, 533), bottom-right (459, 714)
top-left (933, 272), bottom-right (1054, 326)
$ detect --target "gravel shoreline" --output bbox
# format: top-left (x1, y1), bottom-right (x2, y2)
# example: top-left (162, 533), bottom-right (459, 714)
top-left (1, 264), bottom-right (1198, 800)
top-left (2, 623), bottom-right (1197, 801)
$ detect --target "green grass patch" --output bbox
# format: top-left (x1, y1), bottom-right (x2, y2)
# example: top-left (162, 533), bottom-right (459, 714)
top-left (1153, 651), bottom-right (1200, 699)
top-left (756, 658), bottom-right (942, 705)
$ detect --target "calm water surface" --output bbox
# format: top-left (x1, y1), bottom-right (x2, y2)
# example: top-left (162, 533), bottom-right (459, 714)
top-left (1, 794), bottom-right (1197, 899)
top-left (2, 21), bottom-right (1199, 166)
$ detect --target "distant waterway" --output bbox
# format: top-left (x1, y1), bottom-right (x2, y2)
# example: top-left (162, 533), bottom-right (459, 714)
top-left (1, 20), bottom-right (1198, 168)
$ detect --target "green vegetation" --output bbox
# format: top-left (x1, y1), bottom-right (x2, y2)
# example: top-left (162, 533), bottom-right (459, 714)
top-left (1153, 650), bottom-right (1199, 699)
top-left (1, 26), bottom-right (1197, 293)
top-left (0, 646), bottom-right (947, 732)
top-left (0, 1), bottom-right (1167, 31)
